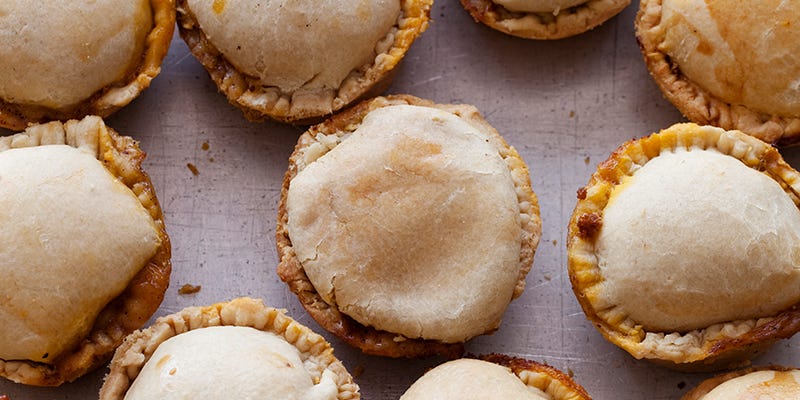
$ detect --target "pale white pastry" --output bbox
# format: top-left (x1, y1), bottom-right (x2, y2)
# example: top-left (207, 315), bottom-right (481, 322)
top-left (187, 0), bottom-right (400, 93)
top-left (0, 145), bottom-right (161, 363)
top-left (682, 367), bottom-right (800, 399)
top-left (597, 149), bottom-right (800, 332)
top-left (0, 116), bottom-right (171, 386)
top-left (177, 0), bottom-right (432, 123)
top-left (277, 95), bottom-right (541, 358)
top-left (637, 0), bottom-right (800, 143)
top-left (460, 0), bottom-right (630, 39)
top-left (568, 123), bottom-right (800, 369)
top-left (99, 298), bottom-right (359, 400)
top-left (0, 1), bottom-right (175, 130)
top-left (125, 326), bottom-right (338, 400)
top-left (400, 359), bottom-right (551, 400)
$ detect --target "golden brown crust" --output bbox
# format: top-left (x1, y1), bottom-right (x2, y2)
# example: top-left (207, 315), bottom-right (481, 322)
top-left (0, 117), bottom-right (171, 386)
top-left (276, 94), bottom-right (541, 357)
top-left (460, 0), bottom-right (630, 40)
top-left (479, 354), bottom-right (592, 399)
top-left (176, 1), bottom-right (431, 125)
top-left (0, 0), bottom-right (176, 131)
top-left (567, 123), bottom-right (800, 371)
top-left (681, 365), bottom-right (798, 399)
top-left (635, 0), bottom-right (800, 145)
top-left (99, 297), bottom-right (359, 400)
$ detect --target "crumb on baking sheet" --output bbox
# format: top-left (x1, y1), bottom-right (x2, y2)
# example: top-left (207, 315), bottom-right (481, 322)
top-left (544, 274), bottom-right (551, 281)
top-left (567, 367), bottom-right (574, 377)
top-left (569, 110), bottom-right (575, 118)
top-left (178, 283), bottom-right (202, 295)
top-left (584, 156), bottom-right (590, 165)
top-left (187, 163), bottom-right (199, 176)
top-left (202, 141), bottom-right (210, 151)
top-left (552, 239), bottom-right (557, 246)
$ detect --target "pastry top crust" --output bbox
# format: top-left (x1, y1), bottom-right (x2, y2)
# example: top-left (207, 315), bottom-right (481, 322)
top-left (636, 0), bottom-right (800, 144)
top-left (99, 297), bottom-right (359, 400)
top-left (682, 366), bottom-right (800, 399)
top-left (177, 0), bottom-right (431, 124)
top-left (400, 355), bottom-right (591, 400)
top-left (568, 123), bottom-right (800, 369)
top-left (0, 116), bottom-right (171, 386)
top-left (277, 95), bottom-right (541, 357)
top-left (0, 0), bottom-right (175, 130)
top-left (460, 0), bottom-right (630, 40)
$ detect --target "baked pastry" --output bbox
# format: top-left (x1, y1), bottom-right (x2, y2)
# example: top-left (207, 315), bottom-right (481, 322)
top-left (400, 355), bottom-right (591, 400)
top-left (0, 116), bottom-right (171, 386)
top-left (567, 123), bottom-right (800, 370)
top-left (99, 297), bottom-right (359, 400)
top-left (682, 366), bottom-right (800, 399)
top-left (177, 0), bottom-right (432, 124)
top-left (460, 0), bottom-right (630, 39)
top-left (636, 0), bottom-right (800, 145)
top-left (277, 95), bottom-right (541, 357)
top-left (0, 0), bottom-right (175, 131)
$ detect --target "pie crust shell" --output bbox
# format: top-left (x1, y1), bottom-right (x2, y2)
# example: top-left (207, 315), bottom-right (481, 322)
top-left (99, 297), bottom-right (359, 400)
top-left (681, 366), bottom-right (800, 399)
top-left (567, 123), bottom-right (800, 370)
top-left (460, 0), bottom-right (630, 40)
top-left (276, 94), bottom-right (541, 358)
top-left (176, 0), bottom-right (432, 124)
top-left (636, 0), bottom-right (800, 145)
top-left (0, 0), bottom-right (176, 131)
top-left (0, 116), bottom-right (171, 386)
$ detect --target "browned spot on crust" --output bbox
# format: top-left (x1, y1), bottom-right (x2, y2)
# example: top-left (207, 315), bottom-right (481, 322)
top-left (212, 0), bottom-right (226, 14)
top-left (577, 213), bottom-right (602, 238)
top-left (576, 186), bottom-right (588, 200)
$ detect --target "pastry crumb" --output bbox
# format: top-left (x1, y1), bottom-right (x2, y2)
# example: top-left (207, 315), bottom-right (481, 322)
top-left (201, 141), bottom-right (210, 151)
top-left (178, 284), bottom-right (202, 295)
top-left (567, 367), bottom-right (574, 377)
top-left (544, 274), bottom-right (551, 281)
top-left (552, 239), bottom-right (557, 246)
top-left (187, 163), bottom-right (199, 176)
top-left (569, 110), bottom-right (575, 118)
top-left (392, 335), bottom-right (407, 342)
top-left (584, 156), bottom-right (590, 165)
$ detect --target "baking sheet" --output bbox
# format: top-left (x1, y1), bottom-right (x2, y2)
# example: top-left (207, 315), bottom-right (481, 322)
top-left (2, 1), bottom-right (799, 399)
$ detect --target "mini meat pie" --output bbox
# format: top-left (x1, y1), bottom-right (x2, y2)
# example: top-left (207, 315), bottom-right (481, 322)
top-left (99, 298), bottom-right (359, 400)
top-left (400, 355), bottom-right (591, 400)
top-left (177, 0), bottom-right (432, 124)
top-left (636, 0), bottom-right (800, 144)
top-left (460, 0), bottom-right (630, 39)
top-left (682, 366), bottom-right (800, 399)
top-left (0, 0), bottom-right (175, 130)
top-left (568, 123), bottom-right (800, 370)
top-left (277, 95), bottom-right (541, 357)
top-left (0, 116), bottom-right (171, 386)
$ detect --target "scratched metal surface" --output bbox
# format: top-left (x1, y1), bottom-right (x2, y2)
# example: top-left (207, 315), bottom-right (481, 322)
top-left (2, 1), bottom-right (799, 399)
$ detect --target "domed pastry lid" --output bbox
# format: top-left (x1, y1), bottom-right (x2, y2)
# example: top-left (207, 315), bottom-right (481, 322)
top-left (568, 123), bottom-right (800, 370)
top-left (0, 116), bottom-right (171, 386)
top-left (99, 297), bottom-right (359, 400)
top-left (0, 0), bottom-right (176, 130)
top-left (636, 0), bottom-right (800, 144)
top-left (276, 95), bottom-right (541, 358)
top-left (400, 355), bottom-right (591, 400)
top-left (176, 0), bottom-right (432, 124)
top-left (459, 0), bottom-right (630, 39)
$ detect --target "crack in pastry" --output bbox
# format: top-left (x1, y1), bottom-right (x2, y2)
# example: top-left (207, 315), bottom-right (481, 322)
top-left (460, 0), bottom-right (630, 39)
top-left (567, 123), bottom-right (800, 371)
top-left (99, 297), bottom-right (359, 400)
top-left (176, 0), bottom-right (432, 124)
top-left (0, 116), bottom-right (171, 386)
top-left (636, 0), bottom-right (800, 144)
top-left (400, 355), bottom-right (592, 400)
top-left (0, 0), bottom-right (175, 130)
top-left (277, 95), bottom-right (541, 357)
